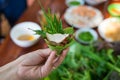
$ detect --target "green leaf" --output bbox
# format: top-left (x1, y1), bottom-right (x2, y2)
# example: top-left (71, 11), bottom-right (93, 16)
top-left (45, 39), bottom-right (74, 55)
top-left (33, 30), bottom-right (46, 38)
top-left (42, 10), bottom-right (64, 34)
top-left (42, 77), bottom-right (50, 80)
top-left (107, 49), bottom-right (115, 63)
top-left (107, 62), bottom-right (120, 73)
top-left (82, 70), bottom-right (91, 80)
top-left (63, 27), bottom-right (74, 34)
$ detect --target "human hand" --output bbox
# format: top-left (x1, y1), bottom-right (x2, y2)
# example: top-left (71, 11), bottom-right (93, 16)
top-left (0, 48), bottom-right (68, 80)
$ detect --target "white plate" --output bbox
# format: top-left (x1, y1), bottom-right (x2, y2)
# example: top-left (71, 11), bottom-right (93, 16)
top-left (64, 6), bottom-right (103, 28)
top-left (98, 17), bottom-right (120, 42)
top-left (10, 22), bottom-right (41, 47)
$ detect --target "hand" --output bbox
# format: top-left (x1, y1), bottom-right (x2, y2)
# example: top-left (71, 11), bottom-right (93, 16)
top-left (0, 48), bottom-right (68, 80)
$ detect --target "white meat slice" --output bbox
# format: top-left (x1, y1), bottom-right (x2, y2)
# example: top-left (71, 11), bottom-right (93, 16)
top-left (46, 33), bottom-right (69, 44)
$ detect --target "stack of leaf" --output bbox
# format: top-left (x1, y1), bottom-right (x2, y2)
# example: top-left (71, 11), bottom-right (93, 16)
top-left (34, 10), bottom-right (74, 55)
top-left (43, 41), bottom-right (120, 80)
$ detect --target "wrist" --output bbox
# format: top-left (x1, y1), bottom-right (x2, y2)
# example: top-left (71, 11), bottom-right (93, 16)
top-left (0, 61), bottom-right (21, 80)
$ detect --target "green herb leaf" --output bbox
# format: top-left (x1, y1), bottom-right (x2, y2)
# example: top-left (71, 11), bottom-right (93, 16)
top-left (63, 27), bottom-right (74, 34)
top-left (45, 39), bottom-right (74, 55)
top-left (42, 10), bottom-right (64, 34)
top-left (33, 30), bottom-right (46, 38)
top-left (36, 1), bottom-right (75, 55)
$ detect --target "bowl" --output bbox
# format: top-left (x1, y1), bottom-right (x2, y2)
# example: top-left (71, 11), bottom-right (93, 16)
top-left (108, 3), bottom-right (120, 17)
top-left (64, 5), bottom-right (103, 28)
top-left (85, 0), bottom-right (107, 5)
top-left (65, 0), bottom-right (85, 7)
top-left (10, 22), bottom-right (41, 47)
top-left (98, 17), bottom-right (120, 42)
top-left (75, 28), bottom-right (98, 44)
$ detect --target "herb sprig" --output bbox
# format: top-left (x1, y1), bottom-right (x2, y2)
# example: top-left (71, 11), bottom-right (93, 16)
top-left (34, 9), bottom-right (74, 38)
top-left (33, 1), bottom-right (74, 54)
top-left (43, 41), bottom-right (120, 80)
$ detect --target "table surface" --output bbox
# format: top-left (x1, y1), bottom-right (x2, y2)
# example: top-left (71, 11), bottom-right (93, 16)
top-left (0, 0), bottom-right (110, 66)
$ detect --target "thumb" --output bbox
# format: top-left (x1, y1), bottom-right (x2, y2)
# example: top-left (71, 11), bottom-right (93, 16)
top-left (20, 48), bottom-right (52, 66)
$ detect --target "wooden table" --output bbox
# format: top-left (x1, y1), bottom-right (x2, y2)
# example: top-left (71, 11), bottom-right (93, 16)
top-left (0, 0), bottom-right (108, 66)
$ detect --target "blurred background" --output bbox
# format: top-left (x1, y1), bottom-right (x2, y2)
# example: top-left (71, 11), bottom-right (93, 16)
top-left (0, 0), bottom-right (35, 42)
top-left (0, 0), bottom-right (120, 79)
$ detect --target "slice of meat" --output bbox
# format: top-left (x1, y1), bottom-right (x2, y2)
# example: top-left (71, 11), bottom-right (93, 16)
top-left (46, 33), bottom-right (69, 44)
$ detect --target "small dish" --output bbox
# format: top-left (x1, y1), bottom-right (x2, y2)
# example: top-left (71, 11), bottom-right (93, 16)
top-left (75, 28), bottom-right (98, 44)
top-left (10, 22), bottom-right (41, 47)
top-left (65, 0), bottom-right (85, 7)
top-left (64, 5), bottom-right (103, 28)
top-left (108, 3), bottom-right (120, 17)
top-left (98, 17), bottom-right (120, 42)
top-left (85, 0), bottom-right (107, 6)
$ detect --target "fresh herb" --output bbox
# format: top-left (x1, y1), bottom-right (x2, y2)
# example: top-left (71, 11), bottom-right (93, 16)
top-left (33, 7), bottom-right (74, 55)
top-left (79, 32), bottom-right (93, 42)
top-left (33, 30), bottom-right (46, 38)
top-left (34, 9), bottom-right (74, 36)
top-left (69, 1), bottom-right (81, 6)
top-left (43, 41), bottom-right (120, 80)
top-left (43, 11), bottom-right (64, 34)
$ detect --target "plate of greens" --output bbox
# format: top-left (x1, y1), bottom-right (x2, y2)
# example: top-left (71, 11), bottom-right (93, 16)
top-left (75, 28), bottom-right (98, 44)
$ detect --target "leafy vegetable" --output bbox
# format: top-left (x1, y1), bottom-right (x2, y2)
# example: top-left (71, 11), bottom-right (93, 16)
top-left (63, 27), bottom-right (74, 34)
top-left (78, 31), bottom-right (93, 42)
top-left (46, 39), bottom-right (74, 55)
top-left (43, 41), bottom-right (120, 80)
top-left (33, 9), bottom-right (74, 55)
top-left (34, 10), bottom-right (74, 35)
top-left (33, 30), bottom-right (46, 38)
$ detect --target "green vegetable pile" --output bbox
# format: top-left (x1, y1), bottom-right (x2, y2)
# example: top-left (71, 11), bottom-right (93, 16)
top-left (42, 41), bottom-right (120, 80)
top-left (79, 32), bottom-right (93, 42)
top-left (33, 10), bottom-right (74, 55)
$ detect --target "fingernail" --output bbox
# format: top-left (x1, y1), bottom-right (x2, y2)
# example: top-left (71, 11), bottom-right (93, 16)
top-left (51, 51), bottom-right (56, 55)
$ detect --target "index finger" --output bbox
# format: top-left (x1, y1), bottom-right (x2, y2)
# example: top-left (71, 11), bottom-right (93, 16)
top-left (53, 48), bottom-right (69, 68)
top-left (38, 48), bottom-right (52, 57)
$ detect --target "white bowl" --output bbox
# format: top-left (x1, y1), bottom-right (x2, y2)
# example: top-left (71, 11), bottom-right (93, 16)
top-left (64, 6), bottom-right (103, 28)
top-left (98, 17), bottom-right (120, 42)
top-left (65, 0), bottom-right (85, 7)
top-left (85, 0), bottom-right (107, 5)
top-left (75, 28), bottom-right (98, 44)
top-left (10, 22), bottom-right (41, 47)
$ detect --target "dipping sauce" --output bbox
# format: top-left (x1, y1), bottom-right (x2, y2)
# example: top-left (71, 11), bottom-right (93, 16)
top-left (18, 34), bottom-right (35, 41)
